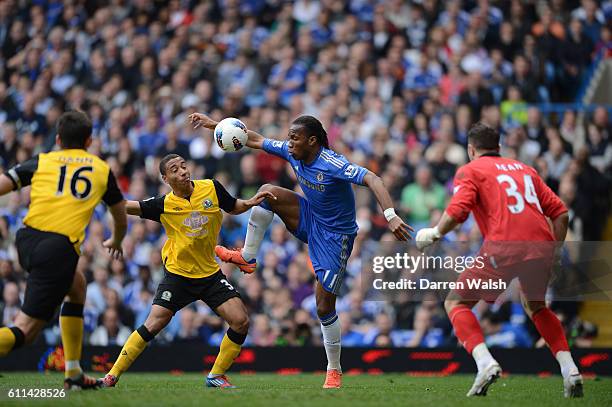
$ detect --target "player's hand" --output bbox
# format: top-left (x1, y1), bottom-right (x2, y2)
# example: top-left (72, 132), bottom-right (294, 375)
top-left (103, 238), bottom-right (124, 260)
top-left (388, 216), bottom-right (413, 241)
top-left (415, 227), bottom-right (442, 251)
top-left (247, 191), bottom-right (277, 207)
top-left (188, 113), bottom-right (217, 130)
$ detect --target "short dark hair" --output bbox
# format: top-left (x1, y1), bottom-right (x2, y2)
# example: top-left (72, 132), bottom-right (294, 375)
top-left (292, 115), bottom-right (329, 148)
top-left (159, 153), bottom-right (181, 175)
top-left (467, 122), bottom-right (500, 150)
top-left (57, 111), bottom-right (93, 149)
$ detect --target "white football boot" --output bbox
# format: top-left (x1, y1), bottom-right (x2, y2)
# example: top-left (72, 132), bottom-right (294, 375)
top-left (467, 362), bottom-right (502, 396)
top-left (563, 371), bottom-right (584, 398)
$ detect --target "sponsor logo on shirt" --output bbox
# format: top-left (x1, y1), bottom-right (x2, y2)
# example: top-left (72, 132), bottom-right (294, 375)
top-left (183, 212), bottom-right (209, 237)
top-left (297, 174), bottom-right (325, 192)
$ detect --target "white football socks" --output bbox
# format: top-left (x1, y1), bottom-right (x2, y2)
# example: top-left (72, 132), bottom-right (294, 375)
top-left (556, 351), bottom-right (579, 378)
top-left (320, 313), bottom-right (342, 372)
top-left (241, 206), bottom-right (274, 261)
top-left (472, 343), bottom-right (496, 372)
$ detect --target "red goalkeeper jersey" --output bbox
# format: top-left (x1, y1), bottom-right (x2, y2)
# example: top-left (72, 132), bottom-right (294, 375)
top-left (446, 153), bottom-right (567, 242)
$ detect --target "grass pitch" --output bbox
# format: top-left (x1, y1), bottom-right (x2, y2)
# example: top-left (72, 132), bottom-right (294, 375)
top-left (0, 372), bottom-right (610, 407)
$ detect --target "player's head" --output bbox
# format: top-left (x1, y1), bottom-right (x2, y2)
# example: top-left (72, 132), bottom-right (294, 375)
top-left (467, 122), bottom-right (500, 160)
top-left (56, 111), bottom-right (93, 149)
top-left (287, 115), bottom-right (329, 160)
top-left (159, 154), bottom-right (191, 188)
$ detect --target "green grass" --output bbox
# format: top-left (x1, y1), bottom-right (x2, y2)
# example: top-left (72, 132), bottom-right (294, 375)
top-left (0, 372), bottom-right (610, 407)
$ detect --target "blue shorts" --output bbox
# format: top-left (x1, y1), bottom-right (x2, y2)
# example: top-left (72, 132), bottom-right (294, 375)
top-left (292, 196), bottom-right (356, 295)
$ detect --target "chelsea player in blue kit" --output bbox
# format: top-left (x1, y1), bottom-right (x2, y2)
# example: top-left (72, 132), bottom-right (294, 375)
top-left (190, 113), bottom-right (413, 388)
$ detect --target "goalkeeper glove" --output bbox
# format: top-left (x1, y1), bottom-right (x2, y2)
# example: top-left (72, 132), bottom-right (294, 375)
top-left (415, 226), bottom-right (442, 251)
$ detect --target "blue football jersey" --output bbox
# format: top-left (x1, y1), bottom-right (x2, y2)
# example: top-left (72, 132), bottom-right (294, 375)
top-left (263, 139), bottom-right (368, 234)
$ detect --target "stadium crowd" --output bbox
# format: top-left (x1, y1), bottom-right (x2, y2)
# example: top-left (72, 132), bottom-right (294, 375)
top-left (0, 0), bottom-right (610, 349)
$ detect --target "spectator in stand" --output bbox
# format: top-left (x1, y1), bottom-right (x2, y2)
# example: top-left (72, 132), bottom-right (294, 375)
top-left (544, 134), bottom-right (573, 189)
top-left (481, 310), bottom-right (533, 348)
top-left (1, 281), bottom-right (20, 326)
top-left (458, 71), bottom-right (494, 118)
top-left (89, 308), bottom-right (132, 346)
top-left (86, 267), bottom-right (123, 316)
top-left (401, 164), bottom-right (447, 229)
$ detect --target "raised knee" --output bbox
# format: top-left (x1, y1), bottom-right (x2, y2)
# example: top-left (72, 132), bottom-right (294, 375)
top-left (258, 184), bottom-right (285, 202)
top-left (259, 184), bottom-right (277, 194)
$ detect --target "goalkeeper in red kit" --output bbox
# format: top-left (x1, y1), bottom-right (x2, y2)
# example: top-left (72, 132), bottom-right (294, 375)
top-left (416, 123), bottom-right (583, 398)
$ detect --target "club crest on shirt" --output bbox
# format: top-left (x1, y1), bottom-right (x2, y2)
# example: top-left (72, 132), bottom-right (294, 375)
top-left (317, 172), bottom-right (324, 182)
top-left (202, 198), bottom-right (213, 209)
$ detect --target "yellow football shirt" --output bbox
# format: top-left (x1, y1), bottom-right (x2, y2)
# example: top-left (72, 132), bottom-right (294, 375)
top-left (138, 179), bottom-right (236, 279)
top-left (6, 149), bottom-right (124, 254)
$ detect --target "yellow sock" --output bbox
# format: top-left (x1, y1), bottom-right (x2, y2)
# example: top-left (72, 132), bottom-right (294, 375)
top-left (0, 327), bottom-right (18, 357)
top-left (108, 328), bottom-right (150, 378)
top-left (60, 303), bottom-right (84, 379)
top-left (210, 332), bottom-right (244, 376)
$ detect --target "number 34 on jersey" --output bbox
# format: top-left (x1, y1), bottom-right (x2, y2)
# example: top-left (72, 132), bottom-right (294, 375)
top-left (446, 155), bottom-right (567, 241)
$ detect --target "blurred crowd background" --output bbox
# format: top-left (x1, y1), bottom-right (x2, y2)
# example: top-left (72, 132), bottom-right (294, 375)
top-left (0, 0), bottom-right (610, 349)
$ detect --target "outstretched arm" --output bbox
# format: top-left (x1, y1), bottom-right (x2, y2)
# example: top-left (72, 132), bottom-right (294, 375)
top-left (103, 200), bottom-right (127, 259)
top-left (415, 210), bottom-right (459, 251)
top-left (189, 113), bottom-right (265, 149)
top-left (1, 155), bottom-right (39, 195)
top-left (230, 191), bottom-right (277, 215)
top-left (126, 200), bottom-right (142, 216)
top-left (213, 179), bottom-right (276, 215)
top-left (363, 171), bottom-right (413, 241)
top-left (0, 174), bottom-right (15, 196)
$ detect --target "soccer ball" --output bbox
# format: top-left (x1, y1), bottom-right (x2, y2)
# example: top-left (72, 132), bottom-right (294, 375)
top-left (214, 118), bottom-right (248, 152)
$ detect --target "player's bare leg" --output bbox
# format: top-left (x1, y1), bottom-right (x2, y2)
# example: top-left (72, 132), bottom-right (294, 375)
top-left (206, 298), bottom-right (250, 388)
top-left (316, 282), bottom-right (342, 389)
top-left (0, 311), bottom-right (45, 356)
top-left (445, 295), bottom-right (501, 396)
top-left (62, 269), bottom-right (103, 390)
top-left (102, 305), bottom-right (173, 387)
top-left (0, 269), bottom-right (100, 390)
top-left (521, 294), bottom-right (583, 398)
top-left (216, 184), bottom-right (300, 273)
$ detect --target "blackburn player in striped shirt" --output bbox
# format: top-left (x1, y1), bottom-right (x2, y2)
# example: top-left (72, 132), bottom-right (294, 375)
top-left (190, 113), bottom-right (413, 388)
